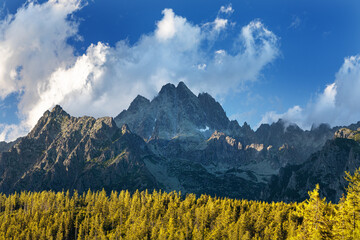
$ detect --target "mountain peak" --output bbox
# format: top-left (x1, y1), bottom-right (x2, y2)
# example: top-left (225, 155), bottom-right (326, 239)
top-left (51, 105), bottom-right (64, 113)
top-left (49, 105), bottom-right (70, 118)
top-left (158, 81), bottom-right (194, 98)
top-left (28, 105), bottom-right (71, 139)
top-left (132, 95), bottom-right (149, 103)
top-left (243, 122), bottom-right (250, 128)
top-left (115, 82), bottom-right (229, 140)
top-left (159, 83), bottom-right (176, 96)
top-left (177, 81), bottom-right (189, 90)
top-left (128, 95), bottom-right (150, 112)
top-left (176, 81), bottom-right (197, 102)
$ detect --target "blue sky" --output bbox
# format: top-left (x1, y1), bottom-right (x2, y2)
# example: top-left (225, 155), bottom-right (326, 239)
top-left (0, 0), bottom-right (359, 141)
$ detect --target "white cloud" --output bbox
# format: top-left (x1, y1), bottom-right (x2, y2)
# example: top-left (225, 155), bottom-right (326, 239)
top-left (260, 55), bottom-right (360, 129)
top-left (220, 4), bottom-right (234, 14)
top-left (214, 18), bottom-right (228, 31)
top-left (0, 1), bottom-right (280, 141)
top-left (155, 9), bottom-right (177, 41)
top-left (197, 63), bottom-right (207, 70)
top-left (28, 42), bottom-right (109, 128)
top-left (215, 49), bottom-right (226, 55)
top-left (0, 123), bottom-right (27, 142)
top-left (0, 0), bottom-right (84, 140)
top-left (202, 5), bottom-right (234, 40)
top-left (260, 106), bottom-right (305, 128)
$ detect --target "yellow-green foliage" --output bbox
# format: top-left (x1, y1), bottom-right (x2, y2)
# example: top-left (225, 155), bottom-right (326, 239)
top-left (1, 169), bottom-right (360, 239)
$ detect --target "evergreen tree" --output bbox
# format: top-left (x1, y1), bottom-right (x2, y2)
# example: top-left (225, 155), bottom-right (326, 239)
top-left (301, 184), bottom-right (332, 239)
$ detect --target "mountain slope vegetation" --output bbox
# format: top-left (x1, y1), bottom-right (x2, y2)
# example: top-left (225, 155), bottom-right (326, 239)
top-left (1, 168), bottom-right (360, 239)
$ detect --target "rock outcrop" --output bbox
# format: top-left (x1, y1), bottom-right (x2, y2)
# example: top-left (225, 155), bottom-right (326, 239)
top-left (267, 128), bottom-right (360, 202)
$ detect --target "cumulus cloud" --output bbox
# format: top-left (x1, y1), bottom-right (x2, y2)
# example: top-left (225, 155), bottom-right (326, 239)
top-left (260, 55), bottom-right (360, 129)
top-left (0, 2), bottom-right (280, 141)
top-left (0, 0), bottom-right (84, 140)
top-left (155, 9), bottom-right (177, 41)
top-left (213, 18), bottom-right (228, 31)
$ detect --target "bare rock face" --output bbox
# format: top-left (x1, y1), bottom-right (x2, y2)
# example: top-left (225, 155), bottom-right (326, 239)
top-left (334, 128), bottom-right (360, 140)
top-left (254, 121), bottom-right (334, 166)
top-left (267, 129), bottom-right (360, 203)
top-left (198, 92), bottom-right (229, 131)
top-left (0, 141), bottom-right (16, 153)
top-left (0, 105), bottom-right (159, 194)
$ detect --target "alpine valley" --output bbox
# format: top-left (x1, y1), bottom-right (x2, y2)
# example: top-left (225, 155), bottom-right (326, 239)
top-left (1, 82), bottom-right (360, 203)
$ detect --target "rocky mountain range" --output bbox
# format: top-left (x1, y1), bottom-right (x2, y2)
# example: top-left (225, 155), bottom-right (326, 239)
top-left (1, 82), bottom-right (359, 202)
top-left (0, 106), bottom-right (159, 193)
top-left (268, 128), bottom-right (360, 202)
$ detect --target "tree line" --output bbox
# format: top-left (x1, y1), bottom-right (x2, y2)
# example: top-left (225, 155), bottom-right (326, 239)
top-left (1, 169), bottom-right (360, 239)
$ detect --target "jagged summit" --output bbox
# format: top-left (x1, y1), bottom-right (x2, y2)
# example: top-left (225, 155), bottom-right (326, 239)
top-left (176, 81), bottom-right (194, 97)
top-left (158, 81), bottom-right (191, 96)
top-left (158, 83), bottom-right (176, 96)
top-left (51, 104), bottom-right (64, 112)
top-left (156, 81), bottom-right (197, 104)
top-left (50, 104), bottom-right (70, 117)
top-left (177, 81), bottom-right (188, 89)
top-left (40, 104), bottom-right (70, 119)
top-left (128, 95), bottom-right (150, 113)
top-left (114, 81), bottom-right (233, 140)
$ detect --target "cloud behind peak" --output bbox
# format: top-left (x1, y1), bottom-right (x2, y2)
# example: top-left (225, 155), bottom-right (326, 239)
top-left (0, 2), bottom-right (280, 141)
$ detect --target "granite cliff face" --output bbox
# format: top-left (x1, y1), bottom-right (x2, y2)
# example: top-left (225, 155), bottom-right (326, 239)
top-left (1, 82), bottom-right (359, 202)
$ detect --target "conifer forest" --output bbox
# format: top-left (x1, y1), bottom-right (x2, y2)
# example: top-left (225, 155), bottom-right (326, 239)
top-left (1, 169), bottom-right (360, 239)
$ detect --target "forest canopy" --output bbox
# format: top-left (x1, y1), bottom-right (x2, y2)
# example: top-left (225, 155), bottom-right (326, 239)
top-left (1, 169), bottom-right (360, 239)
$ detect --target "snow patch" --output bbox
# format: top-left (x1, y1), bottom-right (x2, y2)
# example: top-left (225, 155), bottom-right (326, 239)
top-left (199, 126), bottom-right (209, 132)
